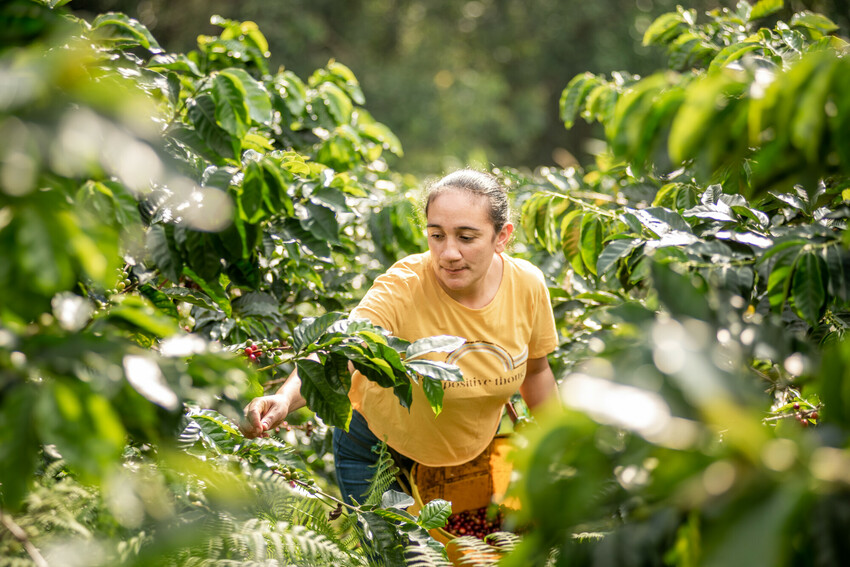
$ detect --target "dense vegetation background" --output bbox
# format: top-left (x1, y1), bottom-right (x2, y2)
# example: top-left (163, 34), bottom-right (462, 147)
top-left (3, 0), bottom-right (850, 566)
top-left (65, 0), bottom-right (850, 174)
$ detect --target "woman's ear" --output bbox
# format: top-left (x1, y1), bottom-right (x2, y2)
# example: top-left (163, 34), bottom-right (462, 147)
top-left (495, 222), bottom-right (514, 253)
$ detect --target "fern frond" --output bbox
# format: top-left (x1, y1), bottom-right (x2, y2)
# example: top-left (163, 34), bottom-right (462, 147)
top-left (483, 531), bottom-right (520, 552)
top-left (230, 518), bottom-right (358, 566)
top-left (364, 442), bottom-right (399, 507)
top-left (448, 535), bottom-right (511, 566)
top-left (404, 544), bottom-right (453, 567)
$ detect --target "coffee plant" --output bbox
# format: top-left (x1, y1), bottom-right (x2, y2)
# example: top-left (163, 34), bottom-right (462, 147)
top-left (500, 1), bottom-right (850, 566)
top-left (0, 1), bottom-right (453, 565)
top-left (4, 0), bottom-right (850, 566)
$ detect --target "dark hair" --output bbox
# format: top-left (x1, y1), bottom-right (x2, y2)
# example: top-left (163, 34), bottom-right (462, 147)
top-left (424, 169), bottom-right (510, 232)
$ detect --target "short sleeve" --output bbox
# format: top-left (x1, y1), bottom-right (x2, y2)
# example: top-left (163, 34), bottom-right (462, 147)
top-left (350, 276), bottom-right (398, 334)
top-left (528, 276), bottom-right (559, 359)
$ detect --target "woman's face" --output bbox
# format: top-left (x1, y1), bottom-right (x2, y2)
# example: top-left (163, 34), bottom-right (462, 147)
top-left (425, 189), bottom-right (513, 300)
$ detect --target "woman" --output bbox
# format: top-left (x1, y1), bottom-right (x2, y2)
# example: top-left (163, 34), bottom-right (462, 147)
top-left (242, 169), bottom-right (559, 504)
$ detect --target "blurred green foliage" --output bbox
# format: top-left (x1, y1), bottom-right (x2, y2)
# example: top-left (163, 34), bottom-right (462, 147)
top-left (67, 0), bottom-right (731, 174)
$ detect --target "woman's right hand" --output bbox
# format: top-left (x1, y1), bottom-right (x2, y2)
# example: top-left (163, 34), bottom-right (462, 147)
top-left (241, 394), bottom-right (292, 438)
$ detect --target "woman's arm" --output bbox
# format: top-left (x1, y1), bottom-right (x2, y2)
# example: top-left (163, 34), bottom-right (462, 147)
top-left (519, 356), bottom-right (558, 410)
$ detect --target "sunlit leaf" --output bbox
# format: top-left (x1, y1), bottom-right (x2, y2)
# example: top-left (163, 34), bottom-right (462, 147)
top-left (212, 71), bottom-right (249, 138)
top-left (405, 335), bottom-right (466, 361)
top-left (560, 73), bottom-right (600, 128)
top-left (291, 312), bottom-right (348, 352)
top-left (139, 283), bottom-right (180, 319)
top-left (92, 12), bottom-right (163, 53)
top-left (579, 214), bottom-right (603, 275)
top-left (418, 499), bottom-right (452, 530)
top-left (317, 82), bottom-right (353, 125)
top-left (791, 11), bottom-right (840, 34)
top-left (749, 0), bottom-right (784, 21)
top-left (224, 68), bottom-right (272, 124)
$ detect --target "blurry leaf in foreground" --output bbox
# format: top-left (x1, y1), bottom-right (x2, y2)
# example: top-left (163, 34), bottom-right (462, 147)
top-left (123, 355), bottom-right (180, 410)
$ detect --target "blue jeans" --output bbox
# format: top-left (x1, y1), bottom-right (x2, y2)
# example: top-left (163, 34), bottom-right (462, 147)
top-left (332, 410), bottom-right (411, 505)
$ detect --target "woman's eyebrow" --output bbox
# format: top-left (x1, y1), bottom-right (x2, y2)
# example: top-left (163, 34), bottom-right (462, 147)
top-left (426, 223), bottom-right (483, 232)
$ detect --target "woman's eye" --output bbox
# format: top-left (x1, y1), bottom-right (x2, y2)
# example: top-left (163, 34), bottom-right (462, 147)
top-left (459, 235), bottom-right (474, 242)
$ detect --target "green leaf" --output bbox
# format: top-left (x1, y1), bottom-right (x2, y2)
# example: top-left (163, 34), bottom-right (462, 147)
top-left (579, 214), bottom-right (604, 276)
top-left (418, 499), bottom-right (452, 530)
top-left (91, 12), bottom-right (163, 53)
top-left (372, 507), bottom-right (418, 525)
top-left (792, 252), bottom-right (826, 325)
top-left (0, 385), bottom-right (39, 509)
top-left (274, 70), bottom-right (308, 117)
top-left (35, 380), bottom-right (126, 484)
top-left (231, 291), bottom-right (280, 320)
top-left (317, 82), bottom-right (353, 125)
top-left (182, 266), bottom-right (232, 317)
top-left (643, 12), bottom-right (688, 46)
top-left (107, 295), bottom-right (179, 337)
top-left (17, 207), bottom-right (72, 295)
top-left (669, 74), bottom-right (741, 165)
top-left (146, 225), bottom-right (183, 283)
top-left (184, 230), bottom-right (222, 281)
top-left (703, 482), bottom-right (805, 567)
top-left (300, 202), bottom-right (340, 243)
top-left (239, 161), bottom-right (267, 223)
top-left (560, 73), bottom-right (601, 128)
top-left (327, 60), bottom-right (366, 105)
top-left (421, 376), bottom-right (446, 416)
top-left (790, 54), bottom-right (836, 163)
top-left (224, 68), bottom-right (272, 124)
top-left (561, 210), bottom-right (585, 276)
top-left (821, 244), bottom-right (850, 302)
top-left (291, 312), bottom-right (348, 352)
top-left (382, 489), bottom-right (416, 510)
top-left (359, 512), bottom-right (407, 563)
top-left (296, 359), bottom-right (352, 430)
top-left (766, 245), bottom-right (802, 313)
top-left (147, 53), bottom-right (202, 76)
top-left (749, 0), bottom-right (783, 21)
top-left (597, 238), bottom-right (641, 277)
top-left (406, 359), bottom-right (464, 383)
top-left (791, 11), bottom-right (839, 34)
top-left (212, 71), bottom-right (250, 138)
top-left (709, 42), bottom-right (764, 73)
top-left (188, 94), bottom-right (238, 160)
top-left (162, 287), bottom-right (221, 311)
top-left (358, 119), bottom-right (404, 157)
top-left (650, 261), bottom-right (711, 321)
top-left (405, 335), bottom-right (466, 361)
top-left (139, 284), bottom-right (180, 319)
top-left (76, 180), bottom-right (140, 228)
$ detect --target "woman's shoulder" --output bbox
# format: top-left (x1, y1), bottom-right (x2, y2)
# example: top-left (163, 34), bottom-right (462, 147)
top-left (381, 252), bottom-right (431, 282)
top-left (502, 254), bottom-right (547, 286)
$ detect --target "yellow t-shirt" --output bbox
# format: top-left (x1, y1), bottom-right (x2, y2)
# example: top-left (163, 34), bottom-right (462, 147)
top-left (348, 251), bottom-right (558, 467)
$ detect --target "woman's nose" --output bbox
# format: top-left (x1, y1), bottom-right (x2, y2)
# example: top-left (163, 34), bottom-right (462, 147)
top-left (442, 238), bottom-right (462, 260)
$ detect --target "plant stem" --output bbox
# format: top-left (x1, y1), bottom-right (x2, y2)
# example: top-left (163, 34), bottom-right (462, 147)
top-left (0, 511), bottom-right (48, 567)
